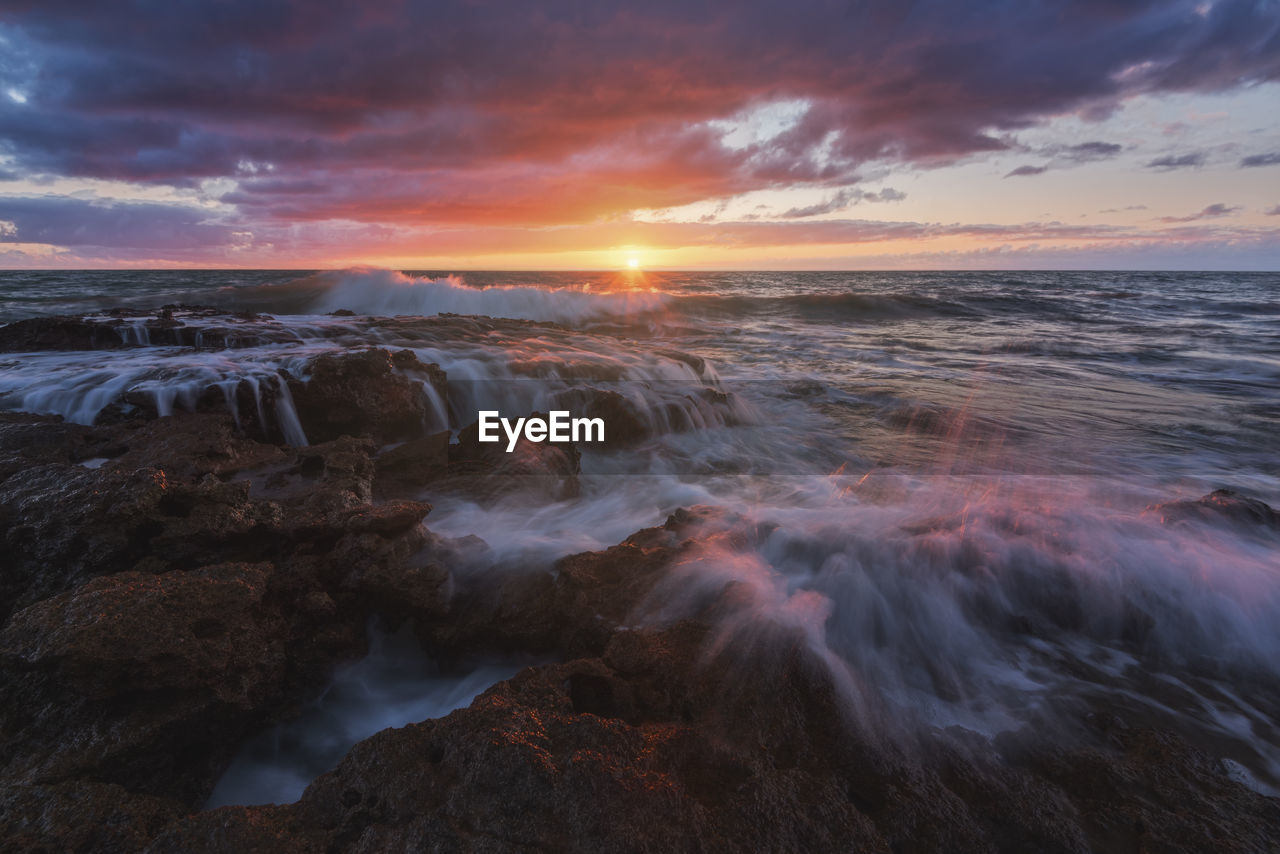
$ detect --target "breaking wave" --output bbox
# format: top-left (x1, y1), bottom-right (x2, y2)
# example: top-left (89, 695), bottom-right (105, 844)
top-left (229, 268), bottom-right (673, 325)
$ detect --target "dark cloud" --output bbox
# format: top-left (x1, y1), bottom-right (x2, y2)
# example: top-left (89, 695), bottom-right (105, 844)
top-left (0, 0), bottom-right (1276, 237)
top-left (780, 187), bottom-right (905, 218)
top-left (1004, 141), bottom-right (1122, 177)
top-left (1240, 152), bottom-right (1280, 167)
top-left (1005, 165), bottom-right (1049, 178)
top-left (1159, 202), bottom-right (1239, 222)
top-left (0, 196), bottom-right (238, 249)
top-left (1146, 152), bottom-right (1207, 170)
top-left (1266, 204), bottom-right (1280, 215)
top-left (1062, 141), bottom-right (1124, 161)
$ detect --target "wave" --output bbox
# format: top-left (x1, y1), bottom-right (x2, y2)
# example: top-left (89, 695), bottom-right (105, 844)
top-left (224, 268), bottom-right (672, 325)
top-left (211, 268), bottom-right (1088, 327)
top-left (679, 291), bottom-right (976, 321)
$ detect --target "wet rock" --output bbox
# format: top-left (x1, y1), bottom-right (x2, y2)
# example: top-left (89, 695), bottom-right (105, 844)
top-left (423, 506), bottom-right (724, 659)
top-left (152, 611), bottom-right (1280, 854)
top-left (1149, 488), bottom-right (1280, 531)
top-left (0, 563), bottom-right (291, 801)
top-left (1, 563), bottom-right (283, 702)
top-left (1, 401), bottom-right (1276, 853)
top-left (996, 717), bottom-right (1280, 853)
top-left (0, 316), bottom-right (131, 351)
top-left (550, 387), bottom-right (651, 444)
top-left (1, 463), bottom-right (176, 620)
top-left (289, 348), bottom-right (445, 445)
top-left (373, 431), bottom-right (450, 497)
top-left (102, 412), bottom-right (289, 482)
top-left (147, 623), bottom-right (888, 853)
top-left (0, 454), bottom-right (284, 618)
top-left (347, 560), bottom-right (451, 622)
top-left (0, 781), bottom-right (182, 854)
top-left (0, 411), bottom-right (123, 484)
top-left (341, 500), bottom-right (432, 537)
top-left (446, 415), bottom-right (581, 502)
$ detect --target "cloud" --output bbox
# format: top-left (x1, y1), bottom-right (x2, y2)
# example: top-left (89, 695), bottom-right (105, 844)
top-left (0, 196), bottom-right (238, 250)
top-left (1159, 202), bottom-right (1240, 222)
top-left (0, 0), bottom-right (1277, 266)
top-left (1061, 141), bottom-right (1123, 161)
top-left (1, 1), bottom-right (1278, 229)
top-left (780, 187), bottom-right (906, 218)
top-left (1004, 140), bottom-right (1122, 177)
top-left (1005, 165), bottom-right (1049, 178)
top-left (1266, 205), bottom-right (1280, 216)
top-left (1240, 152), bottom-right (1280, 167)
top-left (1146, 152), bottom-right (1207, 170)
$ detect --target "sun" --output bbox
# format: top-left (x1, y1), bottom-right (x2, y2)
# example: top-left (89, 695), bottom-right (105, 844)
top-left (627, 257), bottom-right (640, 269)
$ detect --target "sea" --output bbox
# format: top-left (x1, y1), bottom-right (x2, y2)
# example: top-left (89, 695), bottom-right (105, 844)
top-left (2, 267), bottom-right (1278, 802)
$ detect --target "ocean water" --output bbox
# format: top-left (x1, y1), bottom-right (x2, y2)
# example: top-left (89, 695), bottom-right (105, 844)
top-left (2, 268), bottom-right (1278, 799)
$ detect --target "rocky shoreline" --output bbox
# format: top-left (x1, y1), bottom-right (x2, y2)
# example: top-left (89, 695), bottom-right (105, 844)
top-left (1, 315), bottom-right (1278, 852)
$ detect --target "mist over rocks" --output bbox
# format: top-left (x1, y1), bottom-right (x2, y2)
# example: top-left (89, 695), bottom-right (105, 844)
top-left (0, 404), bottom-right (1277, 851)
top-left (0, 287), bottom-right (1278, 852)
top-left (0, 307), bottom-right (743, 462)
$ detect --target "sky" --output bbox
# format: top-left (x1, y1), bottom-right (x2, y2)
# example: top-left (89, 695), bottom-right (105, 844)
top-left (0, 0), bottom-right (1278, 270)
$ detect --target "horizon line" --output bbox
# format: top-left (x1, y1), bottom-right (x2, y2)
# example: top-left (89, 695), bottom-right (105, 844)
top-left (1, 266), bottom-right (1278, 274)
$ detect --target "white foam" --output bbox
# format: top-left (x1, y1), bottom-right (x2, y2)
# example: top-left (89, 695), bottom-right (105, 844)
top-left (300, 268), bottom-right (671, 324)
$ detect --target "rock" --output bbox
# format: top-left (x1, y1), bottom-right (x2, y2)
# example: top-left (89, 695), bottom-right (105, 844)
top-left (0, 781), bottom-right (182, 854)
top-left (146, 613), bottom-right (1280, 854)
top-left (1, 463), bottom-right (174, 620)
top-left (0, 563), bottom-right (291, 802)
top-left (0, 411), bottom-right (124, 484)
top-left (342, 500), bottom-right (432, 537)
top-left (0, 316), bottom-right (131, 351)
top-left (0, 453), bottom-right (285, 618)
top-left (446, 415), bottom-right (581, 502)
top-left (1148, 488), bottom-right (1280, 531)
top-left (1, 394), bottom-right (1276, 853)
top-left (146, 622), bottom-right (887, 853)
top-left (98, 413), bottom-right (289, 482)
top-left (1, 563), bottom-right (284, 703)
top-left (550, 387), bottom-right (652, 445)
top-left (289, 348), bottom-right (445, 445)
top-left (347, 561), bottom-right (452, 622)
top-left (0, 411), bottom-right (451, 820)
top-left (373, 431), bottom-right (450, 497)
top-left (422, 506), bottom-right (726, 659)
top-left (0, 309), bottom-right (288, 353)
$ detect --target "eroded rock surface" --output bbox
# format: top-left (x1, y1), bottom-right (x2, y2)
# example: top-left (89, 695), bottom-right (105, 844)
top-left (0, 407), bottom-right (1276, 853)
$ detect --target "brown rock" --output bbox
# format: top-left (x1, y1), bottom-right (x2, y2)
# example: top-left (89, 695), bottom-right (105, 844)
top-left (0, 781), bottom-right (182, 854)
top-left (373, 431), bottom-right (450, 497)
top-left (549, 387), bottom-right (651, 444)
top-left (342, 500), bottom-right (432, 537)
top-left (289, 348), bottom-right (444, 445)
top-left (0, 563), bottom-right (289, 801)
top-left (0, 316), bottom-right (131, 352)
top-left (1148, 488), bottom-right (1280, 531)
top-left (446, 415), bottom-right (581, 502)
